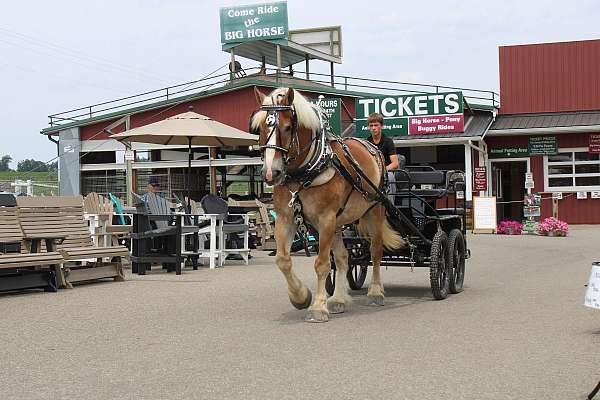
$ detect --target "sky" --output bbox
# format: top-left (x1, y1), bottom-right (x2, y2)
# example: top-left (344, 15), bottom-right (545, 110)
top-left (0, 0), bottom-right (599, 167)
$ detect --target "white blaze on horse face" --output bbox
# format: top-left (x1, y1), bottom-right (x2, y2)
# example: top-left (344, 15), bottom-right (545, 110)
top-left (264, 127), bottom-right (277, 182)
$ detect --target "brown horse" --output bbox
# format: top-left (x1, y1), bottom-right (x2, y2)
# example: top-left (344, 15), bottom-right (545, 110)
top-left (252, 87), bottom-right (405, 322)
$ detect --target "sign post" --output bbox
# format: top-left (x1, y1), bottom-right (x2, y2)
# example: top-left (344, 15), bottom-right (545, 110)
top-left (355, 92), bottom-right (464, 137)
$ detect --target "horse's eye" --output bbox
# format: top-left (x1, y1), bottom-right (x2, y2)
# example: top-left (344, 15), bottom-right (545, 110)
top-left (283, 125), bottom-right (292, 133)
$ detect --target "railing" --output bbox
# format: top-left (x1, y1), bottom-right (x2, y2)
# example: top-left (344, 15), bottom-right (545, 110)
top-left (47, 67), bottom-right (500, 128)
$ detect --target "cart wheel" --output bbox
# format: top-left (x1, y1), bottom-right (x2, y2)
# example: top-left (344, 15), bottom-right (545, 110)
top-left (347, 265), bottom-right (368, 290)
top-left (430, 230), bottom-right (450, 300)
top-left (448, 229), bottom-right (466, 294)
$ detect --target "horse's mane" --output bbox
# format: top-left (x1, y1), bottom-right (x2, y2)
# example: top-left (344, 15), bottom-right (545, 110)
top-left (251, 88), bottom-right (321, 132)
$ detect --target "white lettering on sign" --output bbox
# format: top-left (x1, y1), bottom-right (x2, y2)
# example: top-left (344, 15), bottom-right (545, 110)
top-left (444, 93), bottom-right (460, 113)
top-left (246, 26), bottom-right (285, 39)
top-left (381, 98), bottom-right (396, 117)
top-left (225, 31), bottom-right (244, 41)
top-left (227, 8), bottom-right (255, 18)
top-left (414, 96), bottom-right (428, 115)
top-left (358, 92), bottom-right (462, 118)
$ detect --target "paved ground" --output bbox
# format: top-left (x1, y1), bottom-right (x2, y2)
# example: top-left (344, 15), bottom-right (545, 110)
top-left (1, 226), bottom-right (600, 400)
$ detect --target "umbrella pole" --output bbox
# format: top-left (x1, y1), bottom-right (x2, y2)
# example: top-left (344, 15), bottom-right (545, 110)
top-left (187, 136), bottom-right (192, 213)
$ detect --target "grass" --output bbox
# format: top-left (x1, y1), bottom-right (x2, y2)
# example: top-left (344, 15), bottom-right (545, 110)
top-left (0, 171), bottom-right (58, 181)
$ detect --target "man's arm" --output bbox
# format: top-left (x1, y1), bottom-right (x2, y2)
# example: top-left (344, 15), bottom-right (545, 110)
top-left (385, 138), bottom-right (399, 170)
top-left (386, 154), bottom-right (399, 171)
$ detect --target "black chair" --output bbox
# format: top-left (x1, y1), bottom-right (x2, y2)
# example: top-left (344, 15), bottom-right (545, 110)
top-left (130, 193), bottom-right (200, 275)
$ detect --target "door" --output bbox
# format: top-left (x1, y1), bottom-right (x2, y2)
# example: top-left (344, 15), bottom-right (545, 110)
top-left (491, 161), bottom-right (527, 222)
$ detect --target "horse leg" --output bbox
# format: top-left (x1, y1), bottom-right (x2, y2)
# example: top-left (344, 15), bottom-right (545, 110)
top-left (306, 217), bottom-right (336, 323)
top-left (364, 209), bottom-right (386, 306)
top-left (327, 231), bottom-right (352, 314)
top-left (274, 212), bottom-right (312, 310)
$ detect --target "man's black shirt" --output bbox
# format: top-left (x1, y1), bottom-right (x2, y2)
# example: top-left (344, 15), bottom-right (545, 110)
top-left (367, 135), bottom-right (395, 166)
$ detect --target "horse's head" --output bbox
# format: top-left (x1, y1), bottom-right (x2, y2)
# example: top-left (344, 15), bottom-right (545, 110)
top-left (251, 87), bottom-right (320, 186)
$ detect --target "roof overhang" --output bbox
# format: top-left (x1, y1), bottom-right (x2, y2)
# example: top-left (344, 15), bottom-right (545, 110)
top-left (488, 125), bottom-right (600, 136)
top-left (222, 39), bottom-right (342, 67)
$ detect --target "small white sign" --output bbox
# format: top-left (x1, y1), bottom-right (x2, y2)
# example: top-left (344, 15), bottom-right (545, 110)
top-left (525, 180), bottom-right (534, 189)
top-left (421, 184), bottom-right (433, 190)
top-left (584, 264), bottom-right (600, 310)
top-left (473, 196), bottom-right (497, 232)
top-left (577, 191), bottom-right (588, 199)
top-left (592, 191), bottom-right (600, 199)
top-left (456, 191), bottom-right (465, 199)
top-left (63, 145), bottom-right (74, 153)
top-left (552, 192), bottom-right (563, 200)
top-left (124, 150), bottom-right (135, 161)
top-left (525, 172), bottom-right (533, 181)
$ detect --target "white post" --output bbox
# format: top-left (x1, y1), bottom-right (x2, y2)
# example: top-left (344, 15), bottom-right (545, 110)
top-left (14, 179), bottom-right (21, 194)
top-left (464, 143), bottom-right (473, 202)
top-left (26, 180), bottom-right (33, 196)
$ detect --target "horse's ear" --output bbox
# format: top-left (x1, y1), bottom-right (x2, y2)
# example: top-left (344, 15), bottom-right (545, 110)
top-left (285, 88), bottom-right (294, 105)
top-left (254, 87), bottom-right (266, 105)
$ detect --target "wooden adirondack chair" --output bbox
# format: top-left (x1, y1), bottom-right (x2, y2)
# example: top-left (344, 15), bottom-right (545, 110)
top-left (131, 192), bottom-right (200, 275)
top-left (0, 200), bottom-right (62, 292)
top-left (255, 200), bottom-right (276, 251)
top-left (83, 192), bottom-right (132, 247)
top-left (16, 196), bottom-right (128, 288)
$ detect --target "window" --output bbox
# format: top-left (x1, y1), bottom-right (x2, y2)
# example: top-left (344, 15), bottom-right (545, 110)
top-left (544, 148), bottom-right (600, 191)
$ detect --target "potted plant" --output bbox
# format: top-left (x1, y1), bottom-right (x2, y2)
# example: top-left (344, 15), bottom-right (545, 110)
top-left (497, 220), bottom-right (523, 235)
top-left (537, 217), bottom-right (569, 237)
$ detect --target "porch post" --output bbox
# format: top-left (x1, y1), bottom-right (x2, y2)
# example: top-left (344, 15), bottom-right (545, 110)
top-left (464, 143), bottom-right (473, 202)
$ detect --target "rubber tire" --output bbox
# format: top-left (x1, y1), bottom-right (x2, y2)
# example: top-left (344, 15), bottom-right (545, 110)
top-left (347, 266), bottom-right (368, 290)
top-left (430, 231), bottom-right (450, 300)
top-left (448, 229), bottom-right (466, 294)
top-left (325, 264), bottom-right (368, 296)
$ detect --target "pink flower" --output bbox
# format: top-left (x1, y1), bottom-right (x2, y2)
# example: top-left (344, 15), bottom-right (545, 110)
top-left (497, 220), bottom-right (523, 235)
top-left (537, 217), bottom-right (569, 236)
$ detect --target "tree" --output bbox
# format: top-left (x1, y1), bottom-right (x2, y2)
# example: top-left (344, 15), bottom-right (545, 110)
top-left (48, 161), bottom-right (58, 172)
top-left (0, 155), bottom-right (12, 171)
top-left (17, 159), bottom-right (49, 173)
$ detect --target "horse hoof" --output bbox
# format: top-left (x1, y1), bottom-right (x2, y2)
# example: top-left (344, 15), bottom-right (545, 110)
top-left (290, 289), bottom-right (312, 310)
top-left (328, 302), bottom-right (345, 314)
top-left (366, 295), bottom-right (385, 306)
top-left (305, 310), bottom-right (329, 323)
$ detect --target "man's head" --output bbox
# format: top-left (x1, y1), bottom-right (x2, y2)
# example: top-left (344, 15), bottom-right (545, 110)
top-left (368, 113), bottom-right (384, 137)
top-left (147, 176), bottom-right (160, 193)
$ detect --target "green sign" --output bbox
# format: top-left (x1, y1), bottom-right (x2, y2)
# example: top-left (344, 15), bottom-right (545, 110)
top-left (528, 136), bottom-right (557, 155)
top-left (220, 2), bottom-right (288, 44)
top-left (488, 146), bottom-right (529, 159)
top-left (308, 97), bottom-right (341, 135)
top-left (355, 92), bottom-right (464, 137)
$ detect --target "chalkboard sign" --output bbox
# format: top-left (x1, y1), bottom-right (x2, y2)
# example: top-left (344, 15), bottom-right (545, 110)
top-left (472, 196), bottom-right (497, 233)
top-left (528, 136), bottom-right (557, 155)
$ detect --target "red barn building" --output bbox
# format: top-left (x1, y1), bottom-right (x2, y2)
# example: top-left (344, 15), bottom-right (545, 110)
top-left (486, 39), bottom-right (600, 223)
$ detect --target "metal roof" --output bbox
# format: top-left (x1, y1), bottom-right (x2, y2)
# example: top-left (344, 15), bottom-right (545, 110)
top-left (490, 110), bottom-right (600, 131)
top-left (222, 39), bottom-right (341, 67)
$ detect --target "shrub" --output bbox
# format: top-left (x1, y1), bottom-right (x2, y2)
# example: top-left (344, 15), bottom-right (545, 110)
top-left (537, 217), bottom-right (569, 237)
top-left (497, 220), bottom-right (523, 235)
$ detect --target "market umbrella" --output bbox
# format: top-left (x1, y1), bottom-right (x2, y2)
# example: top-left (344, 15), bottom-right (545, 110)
top-left (110, 108), bottom-right (258, 209)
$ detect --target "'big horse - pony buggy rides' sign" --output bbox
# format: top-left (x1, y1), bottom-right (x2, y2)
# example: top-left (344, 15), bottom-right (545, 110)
top-left (251, 87), bottom-right (469, 322)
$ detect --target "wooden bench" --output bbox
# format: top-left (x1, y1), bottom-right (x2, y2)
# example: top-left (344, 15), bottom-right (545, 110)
top-left (0, 206), bottom-right (61, 292)
top-left (17, 196), bottom-right (128, 288)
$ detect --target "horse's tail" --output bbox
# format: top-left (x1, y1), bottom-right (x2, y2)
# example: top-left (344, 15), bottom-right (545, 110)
top-left (356, 214), bottom-right (406, 251)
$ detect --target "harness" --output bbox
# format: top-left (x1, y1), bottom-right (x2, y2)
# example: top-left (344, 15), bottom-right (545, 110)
top-left (257, 99), bottom-right (390, 237)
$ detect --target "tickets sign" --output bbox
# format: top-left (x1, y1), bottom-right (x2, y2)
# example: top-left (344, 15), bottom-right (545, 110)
top-left (355, 92), bottom-right (464, 137)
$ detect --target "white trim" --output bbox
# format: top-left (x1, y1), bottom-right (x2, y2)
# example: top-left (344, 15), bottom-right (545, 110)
top-left (80, 157), bottom-right (263, 171)
top-left (543, 146), bottom-right (600, 192)
top-left (488, 125), bottom-right (600, 136)
top-left (80, 139), bottom-right (210, 152)
top-left (464, 144), bottom-right (472, 201)
top-left (393, 136), bottom-right (482, 147)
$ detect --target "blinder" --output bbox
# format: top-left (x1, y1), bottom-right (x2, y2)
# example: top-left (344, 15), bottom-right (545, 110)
top-left (257, 102), bottom-right (298, 164)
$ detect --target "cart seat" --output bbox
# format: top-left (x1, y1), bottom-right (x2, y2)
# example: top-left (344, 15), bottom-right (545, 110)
top-left (436, 208), bottom-right (465, 215)
top-left (395, 170), bottom-right (446, 185)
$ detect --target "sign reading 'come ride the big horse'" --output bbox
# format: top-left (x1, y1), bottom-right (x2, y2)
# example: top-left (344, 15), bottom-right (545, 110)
top-left (355, 92), bottom-right (464, 137)
top-left (220, 2), bottom-right (289, 44)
